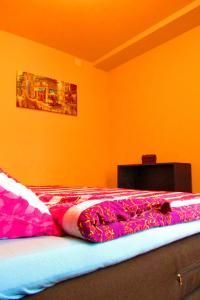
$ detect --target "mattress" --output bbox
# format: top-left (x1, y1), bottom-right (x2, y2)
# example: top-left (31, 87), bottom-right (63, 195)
top-left (0, 219), bottom-right (200, 299)
top-left (26, 233), bottom-right (200, 300)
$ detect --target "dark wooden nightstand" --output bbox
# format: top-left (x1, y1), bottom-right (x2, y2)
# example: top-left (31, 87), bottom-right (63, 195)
top-left (117, 162), bottom-right (192, 192)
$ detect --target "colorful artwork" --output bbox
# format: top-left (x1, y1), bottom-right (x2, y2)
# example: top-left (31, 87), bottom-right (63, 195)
top-left (16, 71), bottom-right (77, 116)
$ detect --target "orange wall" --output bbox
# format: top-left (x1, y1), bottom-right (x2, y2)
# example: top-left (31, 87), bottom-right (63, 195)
top-left (1, 27), bottom-right (200, 190)
top-left (0, 30), bottom-right (109, 186)
top-left (109, 26), bottom-right (200, 192)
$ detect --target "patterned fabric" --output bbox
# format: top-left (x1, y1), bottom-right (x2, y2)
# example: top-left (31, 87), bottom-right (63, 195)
top-left (0, 171), bottom-right (61, 239)
top-left (30, 186), bottom-right (200, 242)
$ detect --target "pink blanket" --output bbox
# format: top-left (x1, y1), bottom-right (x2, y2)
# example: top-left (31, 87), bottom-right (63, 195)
top-left (30, 187), bottom-right (200, 242)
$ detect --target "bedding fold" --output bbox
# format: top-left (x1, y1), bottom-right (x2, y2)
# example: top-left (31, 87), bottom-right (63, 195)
top-left (30, 187), bottom-right (200, 242)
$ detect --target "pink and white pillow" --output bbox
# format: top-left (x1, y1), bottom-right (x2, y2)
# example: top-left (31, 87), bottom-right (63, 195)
top-left (0, 170), bottom-right (61, 239)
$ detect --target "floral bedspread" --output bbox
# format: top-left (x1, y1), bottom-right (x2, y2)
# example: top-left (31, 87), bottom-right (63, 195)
top-left (30, 187), bottom-right (200, 242)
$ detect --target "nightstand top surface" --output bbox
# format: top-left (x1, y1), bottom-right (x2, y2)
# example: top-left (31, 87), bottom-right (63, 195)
top-left (118, 162), bottom-right (191, 167)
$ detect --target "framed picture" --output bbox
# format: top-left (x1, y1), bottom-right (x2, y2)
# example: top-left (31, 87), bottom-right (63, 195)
top-left (16, 71), bottom-right (77, 116)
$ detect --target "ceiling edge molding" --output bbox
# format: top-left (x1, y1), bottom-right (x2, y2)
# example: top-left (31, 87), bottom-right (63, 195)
top-left (94, 0), bottom-right (200, 71)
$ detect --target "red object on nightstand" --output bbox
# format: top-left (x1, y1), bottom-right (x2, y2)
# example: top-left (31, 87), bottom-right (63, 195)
top-left (142, 154), bottom-right (157, 164)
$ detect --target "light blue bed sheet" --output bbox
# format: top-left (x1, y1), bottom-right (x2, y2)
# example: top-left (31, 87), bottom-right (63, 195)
top-left (0, 220), bottom-right (200, 299)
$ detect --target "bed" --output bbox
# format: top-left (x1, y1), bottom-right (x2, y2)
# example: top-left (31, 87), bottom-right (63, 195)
top-left (1, 225), bottom-right (200, 300)
top-left (0, 177), bottom-right (200, 299)
top-left (25, 233), bottom-right (200, 300)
